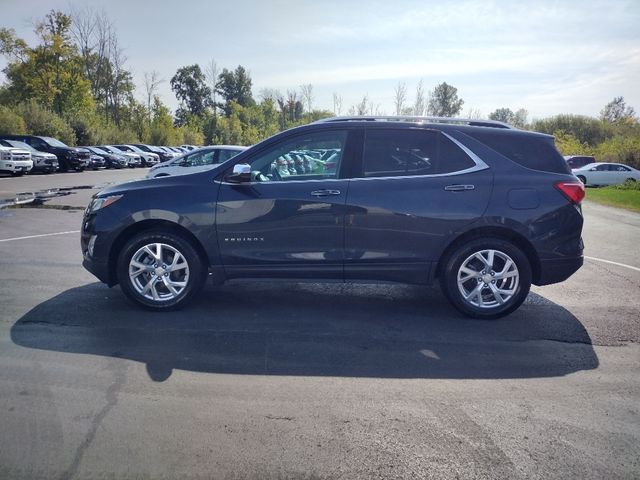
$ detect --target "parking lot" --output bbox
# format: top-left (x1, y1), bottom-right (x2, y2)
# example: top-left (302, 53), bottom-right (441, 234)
top-left (0, 170), bottom-right (639, 479)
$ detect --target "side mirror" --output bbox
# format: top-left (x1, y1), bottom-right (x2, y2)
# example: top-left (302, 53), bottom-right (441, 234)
top-left (226, 163), bottom-right (251, 183)
top-left (590, 167), bottom-right (597, 171)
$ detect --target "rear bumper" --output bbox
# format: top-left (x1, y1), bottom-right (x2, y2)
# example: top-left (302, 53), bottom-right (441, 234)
top-left (535, 255), bottom-right (583, 286)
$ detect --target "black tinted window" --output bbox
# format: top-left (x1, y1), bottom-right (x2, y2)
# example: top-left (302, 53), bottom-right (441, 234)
top-left (466, 130), bottom-right (570, 174)
top-left (363, 129), bottom-right (475, 177)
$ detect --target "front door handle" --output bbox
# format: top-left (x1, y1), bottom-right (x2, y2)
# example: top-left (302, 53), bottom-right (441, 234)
top-left (310, 189), bottom-right (341, 197)
top-left (444, 184), bottom-right (475, 192)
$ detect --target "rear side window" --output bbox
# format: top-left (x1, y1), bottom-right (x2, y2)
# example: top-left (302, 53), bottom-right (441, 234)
top-left (218, 149), bottom-right (242, 163)
top-left (362, 129), bottom-right (475, 177)
top-left (466, 130), bottom-right (570, 174)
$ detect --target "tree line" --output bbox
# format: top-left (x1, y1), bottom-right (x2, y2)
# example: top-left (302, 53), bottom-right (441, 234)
top-left (0, 8), bottom-right (638, 169)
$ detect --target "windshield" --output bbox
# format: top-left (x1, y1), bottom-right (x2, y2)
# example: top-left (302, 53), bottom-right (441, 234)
top-left (42, 137), bottom-right (68, 147)
top-left (6, 140), bottom-right (36, 152)
top-left (126, 145), bottom-right (144, 153)
top-left (91, 146), bottom-right (109, 154)
top-left (108, 145), bottom-right (125, 153)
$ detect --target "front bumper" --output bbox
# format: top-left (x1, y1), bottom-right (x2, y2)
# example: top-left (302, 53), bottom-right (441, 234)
top-left (0, 161), bottom-right (33, 173)
top-left (82, 255), bottom-right (112, 285)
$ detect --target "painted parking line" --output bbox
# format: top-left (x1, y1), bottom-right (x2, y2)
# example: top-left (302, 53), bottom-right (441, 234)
top-left (0, 230), bottom-right (80, 243)
top-left (584, 255), bottom-right (640, 273)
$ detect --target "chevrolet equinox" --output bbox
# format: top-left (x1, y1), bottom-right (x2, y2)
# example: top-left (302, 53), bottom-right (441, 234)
top-left (81, 116), bottom-right (585, 318)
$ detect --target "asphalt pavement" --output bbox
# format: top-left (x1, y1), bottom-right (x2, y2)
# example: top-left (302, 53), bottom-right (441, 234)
top-left (0, 169), bottom-right (638, 479)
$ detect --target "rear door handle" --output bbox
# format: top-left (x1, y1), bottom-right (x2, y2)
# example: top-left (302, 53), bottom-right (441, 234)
top-left (444, 184), bottom-right (475, 192)
top-left (310, 189), bottom-right (341, 197)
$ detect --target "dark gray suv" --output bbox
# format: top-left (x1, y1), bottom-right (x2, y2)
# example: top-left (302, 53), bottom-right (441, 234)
top-left (81, 116), bottom-right (585, 318)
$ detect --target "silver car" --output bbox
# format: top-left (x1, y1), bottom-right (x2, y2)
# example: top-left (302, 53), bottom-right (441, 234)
top-left (572, 162), bottom-right (640, 186)
top-left (146, 146), bottom-right (247, 179)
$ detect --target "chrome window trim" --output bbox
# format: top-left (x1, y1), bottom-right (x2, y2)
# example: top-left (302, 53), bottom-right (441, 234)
top-left (215, 130), bottom-right (489, 185)
top-left (216, 177), bottom-right (346, 186)
top-left (349, 164), bottom-right (488, 182)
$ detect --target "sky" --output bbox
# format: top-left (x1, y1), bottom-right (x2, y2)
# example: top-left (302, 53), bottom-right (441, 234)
top-left (1, 0), bottom-right (639, 120)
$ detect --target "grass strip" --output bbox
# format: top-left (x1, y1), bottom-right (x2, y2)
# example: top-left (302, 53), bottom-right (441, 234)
top-left (586, 182), bottom-right (640, 213)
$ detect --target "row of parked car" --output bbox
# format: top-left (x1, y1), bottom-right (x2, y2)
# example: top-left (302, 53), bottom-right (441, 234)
top-left (0, 134), bottom-right (199, 176)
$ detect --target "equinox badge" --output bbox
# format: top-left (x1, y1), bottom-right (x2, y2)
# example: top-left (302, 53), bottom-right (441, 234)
top-left (224, 237), bottom-right (265, 242)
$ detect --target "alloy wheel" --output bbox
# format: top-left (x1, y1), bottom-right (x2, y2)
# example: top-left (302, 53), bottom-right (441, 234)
top-left (456, 249), bottom-right (519, 309)
top-left (128, 242), bottom-right (190, 302)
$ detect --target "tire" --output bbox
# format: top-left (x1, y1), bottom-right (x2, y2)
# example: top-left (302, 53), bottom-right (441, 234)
top-left (577, 175), bottom-right (586, 185)
top-left (11, 171), bottom-right (24, 177)
top-left (117, 230), bottom-right (206, 310)
top-left (439, 237), bottom-right (532, 319)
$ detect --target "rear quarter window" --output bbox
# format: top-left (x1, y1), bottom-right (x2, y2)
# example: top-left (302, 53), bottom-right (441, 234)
top-left (362, 129), bottom-right (476, 177)
top-left (466, 130), bottom-right (570, 174)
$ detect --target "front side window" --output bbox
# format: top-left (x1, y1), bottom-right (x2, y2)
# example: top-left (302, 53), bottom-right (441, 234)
top-left (233, 130), bottom-right (348, 182)
top-left (362, 129), bottom-right (475, 177)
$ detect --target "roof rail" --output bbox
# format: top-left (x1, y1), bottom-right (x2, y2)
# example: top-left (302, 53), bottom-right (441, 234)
top-left (315, 115), bottom-right (513, 129)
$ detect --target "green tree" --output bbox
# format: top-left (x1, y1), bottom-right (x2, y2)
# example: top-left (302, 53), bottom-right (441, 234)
top-left (532, 114), bottom-right (613, 146)
top-left (13, 101), bottom-right (76, 144)
top-left (600, 96), bottom-right (636, 123)
top-left (427, 82), bottom-right (464, 117)
top-left (0, 11), bottom-right (94, 117)
top-left (489, 108), bottom-right (515, 124)
top-left (0, 105), bottom-right (27, 135)
top-left (215, 65), bottom-right (255, 115)
top-left (489, 107), bottom-right (528, 128)
top-left (149, 96), bottom-right (180, 145)
top-left (512, 108), bottom-right (528, 128)
top-left (170, 64), bottom-right (211, 123)
top-left (553, 130), bottom-right (592, 156)
top-left (595, 128), bottom-right (640, 169)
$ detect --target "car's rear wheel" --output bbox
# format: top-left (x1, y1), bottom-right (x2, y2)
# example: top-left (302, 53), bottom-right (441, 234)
top-left (117, 230), bottom-right (206, 310)
top-left (440, 238), bottom-right (531, 319)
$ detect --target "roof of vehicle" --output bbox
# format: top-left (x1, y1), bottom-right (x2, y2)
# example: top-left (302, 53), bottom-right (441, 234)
top-left (204, 145), bottom-right (248, 150)
top-left (317, 115), bottom-right (513, 129)
top-left (311, 116), bottom-right (555, 139)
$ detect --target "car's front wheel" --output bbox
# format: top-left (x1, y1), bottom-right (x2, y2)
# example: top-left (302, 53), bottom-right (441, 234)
top-left (117, 230), bottom-right (206, 310)
top-left (440, 238), bottom-right (531, 319)
top-left (577, 175), bottom-right (587, 185)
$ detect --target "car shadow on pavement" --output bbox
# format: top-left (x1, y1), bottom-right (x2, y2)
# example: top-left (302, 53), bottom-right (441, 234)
top-left (11, 282), bottom-right (598, 382)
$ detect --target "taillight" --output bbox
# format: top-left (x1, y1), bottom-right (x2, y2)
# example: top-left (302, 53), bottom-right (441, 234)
top-left (555, 181), bottom-right (585, 204)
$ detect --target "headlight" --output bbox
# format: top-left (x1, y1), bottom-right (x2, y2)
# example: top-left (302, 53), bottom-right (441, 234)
top-left (89, 194), bottom-right (123, 213)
